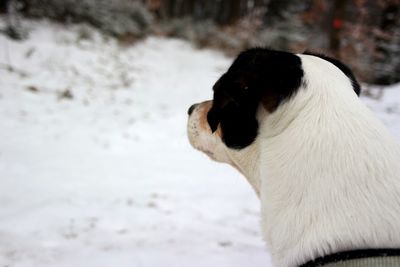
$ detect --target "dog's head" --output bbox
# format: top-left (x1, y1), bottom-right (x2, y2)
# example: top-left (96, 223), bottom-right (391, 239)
top-left (187, 48), bottom-right (360, 167)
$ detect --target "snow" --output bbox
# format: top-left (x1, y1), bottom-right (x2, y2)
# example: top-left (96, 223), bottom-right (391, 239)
top-left (0, 19), bottom-right (399, 267)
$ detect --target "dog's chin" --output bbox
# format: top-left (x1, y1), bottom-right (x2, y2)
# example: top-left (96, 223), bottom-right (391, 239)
top-left (202, 146), bottom-right (230, 163)
top-left (198, 146), bottom-right (220, 161)
top-left (194, 146), bottom-right (217, 160)
top-left (187, 132), bottom-right (220, 162)
top-left (187, 127), bottom-right (230, 164)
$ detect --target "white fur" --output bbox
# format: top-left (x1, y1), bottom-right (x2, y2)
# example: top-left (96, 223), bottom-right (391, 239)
top-left (187, 54), bottom-right (400, 267)
top-left (258, 55), bottom-right (400, 267)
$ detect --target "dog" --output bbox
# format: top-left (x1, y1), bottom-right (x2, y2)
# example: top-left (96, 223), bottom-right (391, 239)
top-left (187, 48), bottom-right (400, 267)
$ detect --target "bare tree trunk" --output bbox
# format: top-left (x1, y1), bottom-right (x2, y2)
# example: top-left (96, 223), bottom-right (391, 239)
top-left (254, 0), bottom-right (268, 7)
top-left (163, 0), bottom-right (175, 18)
top-left (182, 0), bottom-right (194, 17)
top-left (215, 0), bottom-right (243, 25)
top-left (329, 0), bottom-right (347, 57)
top-left (0, 0), bottom-right (10, 13)
top-left (265, 0), bottom-right (292, 22)
top-left (228, 0), bottom-right (242, 24)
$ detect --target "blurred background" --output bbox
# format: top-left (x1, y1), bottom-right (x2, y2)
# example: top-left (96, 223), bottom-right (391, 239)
top-left (0, 1), bottom-right (399, 267)
top-left (2, 0), bottom-right (399, 84)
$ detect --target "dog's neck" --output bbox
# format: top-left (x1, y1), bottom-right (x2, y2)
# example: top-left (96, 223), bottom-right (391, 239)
top-left (251, 55), bottom-right (400, 267)
top-left (225, 143), bottom-right (261, 196)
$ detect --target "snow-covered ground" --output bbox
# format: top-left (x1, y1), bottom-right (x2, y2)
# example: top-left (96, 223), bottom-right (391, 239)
top-left (0, 19), bottom-right (399, 267)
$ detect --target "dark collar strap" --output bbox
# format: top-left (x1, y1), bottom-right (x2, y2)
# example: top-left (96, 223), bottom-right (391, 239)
top-left (299, 249), bottom-right (400, 267)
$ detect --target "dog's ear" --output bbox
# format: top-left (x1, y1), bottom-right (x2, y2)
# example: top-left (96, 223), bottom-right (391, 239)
top-left (218, 102), bottom-right (259, 149)
top-left (207, 73), bottom-right (260, 149)
top-left (207, 91), bottom-right (259, 149)
top-left (207, 106), bottom-right (220, 133)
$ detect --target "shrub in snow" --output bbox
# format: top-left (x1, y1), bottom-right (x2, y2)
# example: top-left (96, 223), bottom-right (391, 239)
top-left (23, 0), bottom-right (154, 37)
top-left (2, 0), bottom-right (28, 40)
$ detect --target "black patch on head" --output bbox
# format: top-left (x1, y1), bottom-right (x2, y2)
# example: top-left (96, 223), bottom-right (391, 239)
top-left (207, 48), bottom-right (304, 149)
top-left (304, 51), bottom-right (361, 96)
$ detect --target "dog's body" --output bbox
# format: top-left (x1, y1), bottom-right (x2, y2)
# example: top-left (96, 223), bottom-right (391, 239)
top-left (187, 49), bottom-right (400, 267)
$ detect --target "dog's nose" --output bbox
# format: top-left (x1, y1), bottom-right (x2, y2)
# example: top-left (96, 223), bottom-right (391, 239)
top-left (188, 104), bottom-right (198, 115)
